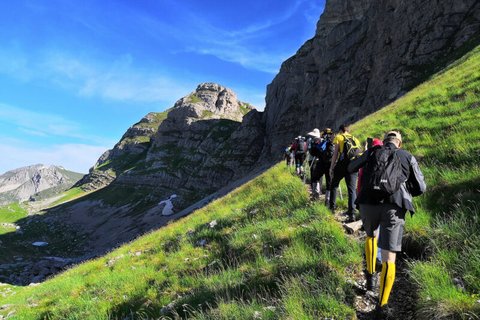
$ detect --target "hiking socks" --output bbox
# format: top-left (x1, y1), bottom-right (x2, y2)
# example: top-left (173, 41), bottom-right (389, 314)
top-left (379, 262), bottom-right (396, 306)
top-left (365, 236), bottom-right (378, 274)
top-left (324, 190), bottom-right (330, 206)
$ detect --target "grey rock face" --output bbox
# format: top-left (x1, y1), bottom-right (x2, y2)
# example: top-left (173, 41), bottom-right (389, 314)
top-left (262, 0), bottom-right (480, 159)
top-left (0, 165), bottom-right (83, 205)
top-left (116, 82), bottom-right (260, 207)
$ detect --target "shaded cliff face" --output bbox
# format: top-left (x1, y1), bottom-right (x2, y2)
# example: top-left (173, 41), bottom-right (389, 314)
top-left (263, 0), bottom-right (480, 158)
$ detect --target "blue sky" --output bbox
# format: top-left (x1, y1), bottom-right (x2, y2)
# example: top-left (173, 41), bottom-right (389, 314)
top-left (0, 0), bottom-right (325, 174)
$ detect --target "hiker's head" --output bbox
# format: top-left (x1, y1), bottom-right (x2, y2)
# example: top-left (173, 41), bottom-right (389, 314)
top-left (308, 128), bottom-right (321, 139)
top-left (384, 130), bottom-right (402, 147)
top-left (339, 124), bottom-right (350, 133)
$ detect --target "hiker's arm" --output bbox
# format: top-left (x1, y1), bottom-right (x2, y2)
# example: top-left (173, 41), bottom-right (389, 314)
top-left (407, 156), bottom-right (427, 197)
top-left (329, 144), bottom-right (339, 173)
top-left (347, 152), bottom-right (367, 173)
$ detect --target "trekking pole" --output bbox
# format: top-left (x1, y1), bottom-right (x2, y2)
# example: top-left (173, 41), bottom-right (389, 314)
top-left (338, 184), bottom-right (343, 200)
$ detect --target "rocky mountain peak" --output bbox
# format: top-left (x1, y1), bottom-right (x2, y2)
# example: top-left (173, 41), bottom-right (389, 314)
top-left (171, 82), bottom-right (248, 123)
top-left (0, 165), bottom-right (83, 205)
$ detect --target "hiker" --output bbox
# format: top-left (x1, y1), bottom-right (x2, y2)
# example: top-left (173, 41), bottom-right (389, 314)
top-left (315, 128), bottom-right (335, 205)
top-left (347, 131), bottom-right (426, 317)
top-left (292, 136), bottom-right (307, 176)
top-left (328, 124), bottom-right (362, 221)
top-left (307, 128), bottom-right (322, 198)
top-left (284, 145), bottom-right (293, 168)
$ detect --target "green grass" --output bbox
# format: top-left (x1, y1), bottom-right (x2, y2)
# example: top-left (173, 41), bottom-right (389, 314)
top-left (239, 103), bottom-right (252, 115)
top-left (189, 94), bottom-right (203, 104)
top-left (0, 203), bottom-right (27, 235)
top-left (350, 45), bottom-right (480, 318)
top-left (202, 110), bottom-right (214, 118)
top-left (0, 164), bottom-right (361, 319)
top-left (50, 187), bottom-right (87, 207)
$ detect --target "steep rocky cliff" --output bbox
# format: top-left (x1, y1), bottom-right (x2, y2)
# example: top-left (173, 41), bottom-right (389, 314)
top-left (0, 165), bottom-right (83, 205)
top-left (262, 0), bottom-right (480, 158)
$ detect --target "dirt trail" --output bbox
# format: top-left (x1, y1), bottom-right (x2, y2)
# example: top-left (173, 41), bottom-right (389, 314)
top-left (304, 180), bottom-right (417, 319)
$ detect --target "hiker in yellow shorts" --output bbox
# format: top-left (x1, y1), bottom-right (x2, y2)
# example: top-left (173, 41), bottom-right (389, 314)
top-left (348, 131), bottom-right (426, 318)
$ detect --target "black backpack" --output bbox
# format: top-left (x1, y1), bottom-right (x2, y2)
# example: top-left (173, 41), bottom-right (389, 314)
top-left (319, 139), bottom-right (334, 163)
top-left (363, 146), bottom-right (404, 199)
top-left (342, 135), bottom-right (361, 161)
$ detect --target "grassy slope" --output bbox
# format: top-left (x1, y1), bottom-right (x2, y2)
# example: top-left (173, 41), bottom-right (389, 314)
top-left (0, 203), bottom-right (27, 235)
top-left (1, 46), bottom-right (479, 320)
top-left (350, 46), bottom-right (480, 318)
top-left (0, 165), bottom-right (361, 319)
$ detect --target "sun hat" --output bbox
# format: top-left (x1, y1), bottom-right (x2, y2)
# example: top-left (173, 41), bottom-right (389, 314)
top-left (384, 130), bottom-right (402, 143)
top-left (307, 128), bottom-right (321, 138)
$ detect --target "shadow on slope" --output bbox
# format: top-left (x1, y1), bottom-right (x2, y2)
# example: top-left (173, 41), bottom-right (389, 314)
top-left (0, 164), bottom-right (361, 320)
top-left (0, 160), bottom-right (269, 286)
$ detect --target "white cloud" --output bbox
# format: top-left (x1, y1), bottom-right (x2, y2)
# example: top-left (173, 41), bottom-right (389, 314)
top-left (0, 103), bottom-right (110, 144)
top-left (0, 142), bottom-right (107, 174)
top-left (177, 0), bottom-right (311, 73)
top-left (42, 51), bottom-right (195, 103)
top-left (0, 47), bottom-right (194, 104)
top-left (0, 103), bottom-right (78, 135)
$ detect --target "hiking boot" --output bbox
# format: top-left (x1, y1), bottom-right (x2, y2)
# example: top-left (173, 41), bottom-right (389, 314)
top-left (365, 271), bottom-right (379, 292)
top-left (374, 304), bottom-right (393, 320)
top-left (345, 209), bottom-right (359, 222)
top-left (346, 214), bottom-right (355, 223)
top-left (343, 211), bottom-right (355, 223)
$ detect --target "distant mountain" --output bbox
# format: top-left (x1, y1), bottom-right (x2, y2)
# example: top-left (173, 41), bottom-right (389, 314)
top-left (0, 164), bottom-right (84, 205)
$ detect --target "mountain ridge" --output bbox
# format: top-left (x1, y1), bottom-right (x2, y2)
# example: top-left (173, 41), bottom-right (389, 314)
top-left (0, 164), bottom-right (83, 205)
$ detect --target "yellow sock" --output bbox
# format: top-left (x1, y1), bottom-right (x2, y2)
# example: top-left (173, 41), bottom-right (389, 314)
top-left (379, 262), bottom-right (396, 306)
top-left (365, 236), bottom-right (378, 274)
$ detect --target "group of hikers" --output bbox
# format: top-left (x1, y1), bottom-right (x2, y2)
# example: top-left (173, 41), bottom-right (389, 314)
top-left (284, 124), bottom-right (426, 318)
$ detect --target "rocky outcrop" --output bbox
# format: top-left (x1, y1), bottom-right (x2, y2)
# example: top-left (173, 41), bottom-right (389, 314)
top-left (262, 0), bottom-right (480, 159)
top-left (53, 83), bottom-right (263, 255)
top-left (0, 165), bottom-right (83, 205)
top-left (78, 83), bottom-right (256, 195)
top-left (75, 112), bottom-right (168, 191)
top-left (114, 82), bottom-right (260, 208)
